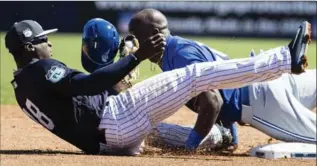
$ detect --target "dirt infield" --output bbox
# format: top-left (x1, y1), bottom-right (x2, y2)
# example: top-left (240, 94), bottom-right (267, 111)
top-left (1, 105), bottom-right (315, 166)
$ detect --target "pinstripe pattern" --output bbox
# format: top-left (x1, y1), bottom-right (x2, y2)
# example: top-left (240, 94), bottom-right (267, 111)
top-left (148, 123), bottom-right (227, 150)
top-left (98, 46), bottom-right (292, 154)
top-left (150, 123), bottom-right (193, 148)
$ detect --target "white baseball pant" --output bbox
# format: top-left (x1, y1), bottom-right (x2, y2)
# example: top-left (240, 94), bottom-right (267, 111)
top-left (241, 69), bottom-right (316, 143)
top-left (98, 46), bottom-right (291, 155)
top-left (147, 122), bottom-right (232, 150)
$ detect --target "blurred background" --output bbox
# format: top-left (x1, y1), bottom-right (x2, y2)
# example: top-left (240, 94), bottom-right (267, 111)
top-left (0, 1), bottom-right (316, 38)
top-left (0, 1), bottom-right (316, 104)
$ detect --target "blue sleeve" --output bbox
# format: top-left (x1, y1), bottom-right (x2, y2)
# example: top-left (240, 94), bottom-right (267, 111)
top-left (46, 55), bottom-right (140, 96)
top-left (230, 122), bottom-right (239, 145)
top-left (172, 46), bottom-right (206, 69)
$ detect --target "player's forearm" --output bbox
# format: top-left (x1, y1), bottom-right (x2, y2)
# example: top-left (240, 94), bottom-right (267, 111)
top-left (193, 103), bottom-right (219, 138)
top-left (71, 54), bottom-right (140, 95)
top-left (185, 91), bottom-right (223, 150)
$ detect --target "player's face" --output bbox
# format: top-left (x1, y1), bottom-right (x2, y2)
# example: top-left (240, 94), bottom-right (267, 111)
top-left (130, 26), bottom-right (164, 64)
top-left (32, 36), bottom-right (53, 59)
top-left (129, 25), bottom-right (153, 46)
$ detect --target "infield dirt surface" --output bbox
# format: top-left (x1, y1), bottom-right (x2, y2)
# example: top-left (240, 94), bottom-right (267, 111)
top-left (1, 105), bottom-right (316, 166)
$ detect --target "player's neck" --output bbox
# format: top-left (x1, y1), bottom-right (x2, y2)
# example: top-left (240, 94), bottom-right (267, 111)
top-left (16, 58), bottom-right (39, 69)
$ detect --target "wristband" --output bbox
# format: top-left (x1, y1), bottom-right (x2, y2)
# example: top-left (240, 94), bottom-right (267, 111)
top-left (185, 129), bottom-right (204, 150)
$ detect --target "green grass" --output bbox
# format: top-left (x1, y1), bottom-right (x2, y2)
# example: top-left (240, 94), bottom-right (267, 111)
top-left (1, 33), bottom-right (316, 105)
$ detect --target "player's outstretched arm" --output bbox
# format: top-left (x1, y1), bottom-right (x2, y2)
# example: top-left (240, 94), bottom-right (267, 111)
top-left (71, 55), bottom-right (140, 95)
top-left (70, 32), bottom-right (165, 96)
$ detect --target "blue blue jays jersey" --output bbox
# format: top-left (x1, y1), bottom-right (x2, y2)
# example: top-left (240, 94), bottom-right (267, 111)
top-left (161, 35), bottom-right (244, 126)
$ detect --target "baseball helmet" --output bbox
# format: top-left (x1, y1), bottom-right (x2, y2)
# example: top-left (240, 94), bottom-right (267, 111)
top-left (81, 18), bottom-right (120, 73)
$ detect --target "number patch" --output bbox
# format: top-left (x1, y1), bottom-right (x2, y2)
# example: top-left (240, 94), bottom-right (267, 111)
top-left (22, 99), bottom-right (55, 130)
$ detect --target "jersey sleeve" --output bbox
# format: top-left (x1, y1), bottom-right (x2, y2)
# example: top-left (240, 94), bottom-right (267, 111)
top-left (44, 54), bottom-right (140, 96)
top-left (43, 59), bottom-right (81, 96)
top-left (172, 46), bottom-right (206, 69)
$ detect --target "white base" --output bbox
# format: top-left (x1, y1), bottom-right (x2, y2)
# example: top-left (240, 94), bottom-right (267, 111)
top-left (250, 142), bottom-right (316, 159)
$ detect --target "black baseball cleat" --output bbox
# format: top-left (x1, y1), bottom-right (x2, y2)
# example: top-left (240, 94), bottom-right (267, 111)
top-left (288, 21), bottom-right (312, 74)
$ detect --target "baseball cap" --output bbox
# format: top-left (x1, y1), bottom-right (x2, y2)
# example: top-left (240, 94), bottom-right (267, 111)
top-left (5, 20), bottom-right (58, 53)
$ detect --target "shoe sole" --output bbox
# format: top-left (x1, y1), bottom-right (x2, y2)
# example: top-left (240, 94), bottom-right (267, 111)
top-left (299, 22), bottom-right (312, 72)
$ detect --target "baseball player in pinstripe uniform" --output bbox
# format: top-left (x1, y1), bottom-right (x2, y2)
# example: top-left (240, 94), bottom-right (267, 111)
top-left (6, 15), bottom-right (311, 156)
top-left (127, 9), bottom-right (315, 151)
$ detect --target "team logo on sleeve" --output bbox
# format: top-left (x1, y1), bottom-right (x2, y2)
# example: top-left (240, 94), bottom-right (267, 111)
top-left (45, 66), bottom-right (66, 83)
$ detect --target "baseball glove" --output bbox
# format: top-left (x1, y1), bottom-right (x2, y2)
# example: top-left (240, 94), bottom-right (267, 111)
top-left (113, 34), bottom-right (140, 92)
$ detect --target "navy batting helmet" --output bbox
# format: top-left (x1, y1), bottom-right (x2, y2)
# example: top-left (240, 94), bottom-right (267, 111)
top-left (81, 18), bottom-right (120, 73)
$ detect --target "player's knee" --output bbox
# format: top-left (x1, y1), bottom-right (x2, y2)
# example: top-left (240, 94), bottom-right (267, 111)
top-left (198, 90), bottom-right (223, 114)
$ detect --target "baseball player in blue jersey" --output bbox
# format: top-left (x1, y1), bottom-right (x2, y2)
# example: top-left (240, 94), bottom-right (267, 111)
top-left (6, 16), bottom-right (310, 156)
top-left (149, 60), bottom-right (316, 151)
top-left (128, 9), bottom-right (315, 151)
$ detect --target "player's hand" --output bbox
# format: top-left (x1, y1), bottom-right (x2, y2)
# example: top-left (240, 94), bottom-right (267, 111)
top-left (134, 29), bottom-right (166, 61)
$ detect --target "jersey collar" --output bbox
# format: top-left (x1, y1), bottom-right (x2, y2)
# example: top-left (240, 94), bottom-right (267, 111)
top-left (165, 35), bottom-right (173, 48)
top-left (13, 58), bottom-right (40, 76)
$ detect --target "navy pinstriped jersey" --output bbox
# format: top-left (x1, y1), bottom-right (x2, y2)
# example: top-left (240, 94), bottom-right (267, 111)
top-left (11, 58), bottom-right (107, 154)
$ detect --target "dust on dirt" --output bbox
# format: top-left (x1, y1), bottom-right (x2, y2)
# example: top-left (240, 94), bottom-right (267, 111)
top-left (1, 105), bottom-right (315, 166)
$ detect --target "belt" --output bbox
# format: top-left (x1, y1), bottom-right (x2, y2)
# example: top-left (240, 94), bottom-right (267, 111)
top-left (241, 86), bottom-right (250, 106)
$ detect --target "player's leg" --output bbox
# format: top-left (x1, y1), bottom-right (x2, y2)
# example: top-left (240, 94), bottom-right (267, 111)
top-left (147, 122), bottom-right (232, 150)
top-left (241, 77), bottom-right (316, 143)
top-left (99, 45), bottom-right (292, 153)
top-left (288, 69), bottom-right (316, 110)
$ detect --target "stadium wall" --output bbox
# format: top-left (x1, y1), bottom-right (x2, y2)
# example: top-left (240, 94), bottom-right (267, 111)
top-left (0, 1), bottom-right (315, 38)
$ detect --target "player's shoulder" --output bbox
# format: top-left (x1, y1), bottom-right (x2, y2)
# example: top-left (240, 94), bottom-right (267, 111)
top-left (164, 36), bottom-right (204, 64)
top-left (31, 58), bottom-right (71, 83)
top-left (35, 58), bottom-right (67, 68)
top-left (173, 36), bottom-right (198, 47)
top-left (170, 36), bottom-right (201, 53)
top-left (34, 59), bottom-right (69, 74)
top-left (162, 36), bottom-right (206, 70)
